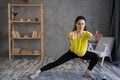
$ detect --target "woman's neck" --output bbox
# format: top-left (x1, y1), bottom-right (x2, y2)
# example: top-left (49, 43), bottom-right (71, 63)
top-left (76, 30), bottom-right (83, 34)
top-left (76, 30), bottom-right (84, 38)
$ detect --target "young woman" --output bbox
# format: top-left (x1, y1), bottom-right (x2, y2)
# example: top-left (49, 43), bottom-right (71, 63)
top-left (30, 16), bottom-right (103, 79)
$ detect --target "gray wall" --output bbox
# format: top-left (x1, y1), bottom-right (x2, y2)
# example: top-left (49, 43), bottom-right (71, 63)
top-left (0, 0), bottom-right (111, 58)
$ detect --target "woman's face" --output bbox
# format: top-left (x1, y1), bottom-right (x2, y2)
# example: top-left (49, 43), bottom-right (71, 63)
top-left (75, 19), bottom-right (86, 31)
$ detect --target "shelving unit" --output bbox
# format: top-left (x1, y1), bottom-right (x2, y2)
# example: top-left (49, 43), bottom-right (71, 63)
top-left (8, 3), bottom-right (44, 61)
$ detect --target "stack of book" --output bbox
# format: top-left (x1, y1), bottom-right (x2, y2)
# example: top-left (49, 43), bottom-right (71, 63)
top-left (11, 31), bottom-right (20, 38)
top-left (32, 31), bottom-right (41, 38)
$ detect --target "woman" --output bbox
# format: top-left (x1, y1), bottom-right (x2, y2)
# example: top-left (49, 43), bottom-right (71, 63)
top-left (30, 16), bottom-right (103, 79)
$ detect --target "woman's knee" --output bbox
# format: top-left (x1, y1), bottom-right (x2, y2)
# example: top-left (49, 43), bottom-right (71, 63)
top-left (94, 53), bottom-right (99, 61)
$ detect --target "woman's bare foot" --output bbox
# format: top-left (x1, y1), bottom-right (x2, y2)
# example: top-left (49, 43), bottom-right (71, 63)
top-left (36, 69), bottom-right (41, 74)
top-left (29, 69), bottom-right (41, 79)
top-left (82, 69), bottom-right (91, 78)
top-left (83, 70), bottom-right (95, 80)
top-left (85, 69), bottom-right (90, 75)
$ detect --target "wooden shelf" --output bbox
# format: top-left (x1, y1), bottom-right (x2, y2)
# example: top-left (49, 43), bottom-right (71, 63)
top-left (10, 4), bottom-right (42, 7)
top-left (12, 53), bottom-right (41, 56)
top-left (12, 37), bottom-right (41, 39)
top-left (8, 3), bottom-right (44, 61)
top-left (11, 21), bottom-right (41, 23)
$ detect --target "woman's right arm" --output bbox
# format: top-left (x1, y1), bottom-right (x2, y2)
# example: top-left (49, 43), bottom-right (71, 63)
top-left (67, 32), bottom-right (75, 41)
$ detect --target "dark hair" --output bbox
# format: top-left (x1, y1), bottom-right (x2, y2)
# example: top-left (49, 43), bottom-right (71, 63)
top-left (73, 16), bottom-right (87, 31)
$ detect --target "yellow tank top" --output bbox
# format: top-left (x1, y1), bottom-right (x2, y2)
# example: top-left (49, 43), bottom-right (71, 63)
top-left (67, 31), bottom-right (92, 57)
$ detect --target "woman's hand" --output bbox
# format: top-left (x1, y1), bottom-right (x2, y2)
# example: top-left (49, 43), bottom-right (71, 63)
top-left (68, 32), bottom-right (76, 40)
top-left (94, 31), bottom-right (103, 41)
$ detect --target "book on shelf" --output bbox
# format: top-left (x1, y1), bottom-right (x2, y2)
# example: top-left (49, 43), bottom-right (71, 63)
top-left (32, 31), bottom-right (41, 38)
top-left (16, 31), bottom-right (20, 38)
top-left (38, 32), bottom-right (41, 38)
top-left (11, 31), bottom-right (20, 38)
top-left (11, 31), bottom-right (16, 38)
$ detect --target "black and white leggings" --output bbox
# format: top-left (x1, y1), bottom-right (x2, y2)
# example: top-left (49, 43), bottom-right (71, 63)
top-left (40, 50), bottom-right (99, 72)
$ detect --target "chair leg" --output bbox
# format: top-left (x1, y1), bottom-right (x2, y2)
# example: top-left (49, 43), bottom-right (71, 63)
top-left (101, 57), bottom-right (105, 66)
top-left (109, 56), bottom-right (112, 62)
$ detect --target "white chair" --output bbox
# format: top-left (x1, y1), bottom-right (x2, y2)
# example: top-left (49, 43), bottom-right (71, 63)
top-left (88, 37), bottom-right (114, 66)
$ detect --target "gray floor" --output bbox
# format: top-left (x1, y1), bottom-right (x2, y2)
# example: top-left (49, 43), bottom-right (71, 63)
top-left (0, 57), bottom-right (120, 80)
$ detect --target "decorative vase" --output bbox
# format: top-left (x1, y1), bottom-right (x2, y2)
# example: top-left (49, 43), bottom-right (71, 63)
top-left (23, 0), bottom-right (28, 4)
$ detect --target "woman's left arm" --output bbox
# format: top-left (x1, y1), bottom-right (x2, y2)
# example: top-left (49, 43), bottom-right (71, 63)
top-left (89, 31), bottom-right (103, 41)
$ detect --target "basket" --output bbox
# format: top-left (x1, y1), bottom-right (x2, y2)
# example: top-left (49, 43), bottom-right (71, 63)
top-left (21, 50), bottom-right (33, 54)
top-left (12, 48), bottom-right (20, 54)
